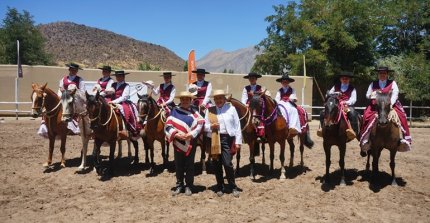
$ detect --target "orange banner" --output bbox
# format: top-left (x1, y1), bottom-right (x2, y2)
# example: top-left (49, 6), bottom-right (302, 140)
top-left (188, 50), bottom-right (196, 84)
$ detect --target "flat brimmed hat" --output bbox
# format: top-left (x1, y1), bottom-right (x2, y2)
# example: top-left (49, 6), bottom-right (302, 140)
top-left (192, 68), bottom-right (210, 74)
top-left (142, 80), bottom-right (155, 88)
top-left (244, 72), bottom-right (262, 79)
top-left (160, 72), bottom-right (175, 77)
top-left (276, 74), bottom-right (295, 83)
top-left (175, 91), bottom-right (196, 99)
top-left (98, 65), bottom-right (113, 72)
top-left (338, 71), bottom-right (354, 78)
top-left (374, 66), bottom-right (394, 72)
top-left (211, 89), bottom-right (228, 97)
top-left (66, 63), bottom-right (83, 70)
top-left (111, 70), bottom-right (130, 76)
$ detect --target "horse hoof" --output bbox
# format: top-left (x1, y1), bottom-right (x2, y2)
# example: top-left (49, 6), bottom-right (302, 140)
top-left (280, 175), bottom-right (286, 180)
top-left (391, 180), bottom-right (398, 186)
top-left (42, 162), bottom-right (51, 168)
top-left (60, 163), bottom-right (66, 168)
top-left (77, 166), bottom-right (84, 171)
top-left (340, 180), bottom-right (346, 186)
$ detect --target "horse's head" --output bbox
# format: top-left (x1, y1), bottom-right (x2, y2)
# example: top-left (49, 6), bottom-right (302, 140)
top-left (86, 91), bottom-right (104, 129)
top-left (323, 92), bottom-right (341, 126)
top-left (60, 88), bottom-right (76, 122)
top-left (375, 90), bottom-right (392, 126)
top-left (137, 93), bottom-right (153, 122)
top-left (30, 83), bottom-right (48, 118)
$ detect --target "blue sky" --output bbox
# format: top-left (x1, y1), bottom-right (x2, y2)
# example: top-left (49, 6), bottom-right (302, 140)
top-left (0, 0), bottom-right (291, 60)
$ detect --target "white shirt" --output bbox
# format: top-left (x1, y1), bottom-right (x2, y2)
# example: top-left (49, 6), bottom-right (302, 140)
top-left (329, 84), bottom-right (357, 106)
top-left (59, 74), bottom-right (85, 92)
top-left (204, 103), bottom-right (242, 145)
top-left (111, 81), bottom-right (130, 104)
top-left (196, 80), bottom-right (212, 106)
top-left (241, 84), bottom-right (258, 104)
top-left (152, 83), bottom-right (176, 105)
top-left (366, 80), bottom-right (399, 105)
top-left (275, 86), bottom-right (297, 102)
top-left (99, 77), bottom-right (114, 96)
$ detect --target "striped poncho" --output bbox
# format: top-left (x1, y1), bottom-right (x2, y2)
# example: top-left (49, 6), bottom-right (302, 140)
top-left (165, 107), bottom-right (204, 156)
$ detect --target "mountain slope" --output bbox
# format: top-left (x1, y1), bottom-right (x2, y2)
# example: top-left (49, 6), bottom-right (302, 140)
top-left (197, 46), bottom-right (261, 74)
top-left (38, 22), bottom-right (184, 70)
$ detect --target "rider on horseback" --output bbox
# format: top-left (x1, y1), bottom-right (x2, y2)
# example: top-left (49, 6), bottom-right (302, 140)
top-left (58, 63), bottom-right (85, 96)
top-left (189, 68), bottom-right (213, 109)
top-left (94, 65), bottom-right (114, 102)
top-left (317, 71), bottom-right (359, 141)
top-left (241, 72), bottom-right (266, 139)
top-left (274, 73), bottom-right (301, 139)
top-left (148, 72), bottom-right (176, 114)
top-left (360, 67), bottom-right (411, 155)
top-left (108, 70), bottom-right (141, 139)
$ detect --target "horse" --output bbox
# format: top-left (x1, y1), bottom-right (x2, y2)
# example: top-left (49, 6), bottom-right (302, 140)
top-left (136, 94), bottom-right (169, 174)
top-left (59, 86), bottom-right (92, 171)
top-left (366, 91), bottom-right (401, 186)
top-left (31, 83), bottom-right (69, 168)
top-left (321, 92), bottom-right (349, 185)
top-left (85, 91), bottom-right (138, 179)
top-left (227, 97), bottom-right (265, 179)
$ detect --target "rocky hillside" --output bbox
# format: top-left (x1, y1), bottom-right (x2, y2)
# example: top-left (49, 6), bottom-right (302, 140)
top-left (197, 46), bottom-right (261, 74)
top-left (38, 22), bottom-right (185, 70)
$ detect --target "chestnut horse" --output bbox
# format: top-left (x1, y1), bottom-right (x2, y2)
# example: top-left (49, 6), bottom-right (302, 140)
top-left (321, 93), bottom-right (348, 185)
top-left (31, 83), bottom-right (69, 168)
top-left (60, 87), bottom-right (92, 171)
top-left (227, 97), bottom-right (264, 179)
top-left (249, 93), bottom-right (312, 179)
top-left (137, 94), bottom-right (169, 174)
top-left (366, 91), bottom-right (401, 185)
top-left (85, 91), bottom-right (138, 179)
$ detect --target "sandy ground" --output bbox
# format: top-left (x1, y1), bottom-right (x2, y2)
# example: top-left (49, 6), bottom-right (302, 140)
top-left (0, 117), bottom-right (429, 223)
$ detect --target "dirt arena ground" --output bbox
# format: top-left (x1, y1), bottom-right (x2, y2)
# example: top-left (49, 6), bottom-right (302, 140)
top-left (0, 117), bottom-right (429, 223)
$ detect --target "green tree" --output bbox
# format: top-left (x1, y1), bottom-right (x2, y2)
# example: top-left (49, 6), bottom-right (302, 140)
top-left (183, 60), bottom-right (188, 71)
top-left (0, 7), bottom-right (52, 65)
top-left (138, 62), bottom-right (160, 71)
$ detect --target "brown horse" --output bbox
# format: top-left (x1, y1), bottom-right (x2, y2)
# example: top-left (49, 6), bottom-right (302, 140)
top-left (31, 83), bottom-right (69, 168)
top-left (137, 94), bottom-right (169, 174)
top-left (321, 93), bottom-right (348, 185)
top-left (227, 97), bottom-right (264, 179)
top-left (366, 91), bottom-right (401, 186)
top-left (85, 91), bottom-right (138, 179)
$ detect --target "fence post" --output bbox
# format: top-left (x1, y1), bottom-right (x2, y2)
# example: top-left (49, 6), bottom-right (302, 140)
top-left (409, 101), bottom-right (412, 126)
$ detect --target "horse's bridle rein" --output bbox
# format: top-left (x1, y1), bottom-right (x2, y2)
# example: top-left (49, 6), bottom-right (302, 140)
top-left (88, 98), bottom-right (115, 126)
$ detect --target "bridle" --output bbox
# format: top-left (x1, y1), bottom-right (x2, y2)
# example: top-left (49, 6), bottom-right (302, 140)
top-left (31, 90), bottom-right (62, 118)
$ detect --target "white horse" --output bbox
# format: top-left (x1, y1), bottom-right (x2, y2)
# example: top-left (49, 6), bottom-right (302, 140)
top-left (60, 85), bottom-right (92, 171)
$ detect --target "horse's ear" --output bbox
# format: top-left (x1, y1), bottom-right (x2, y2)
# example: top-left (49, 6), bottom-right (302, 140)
top-left (148, 91), bottom-right (153, 98)
top-left (95, 90), bottom-right (100, 99)
top-left (41, 82), bottom-right (48, 90)
top-left (226, 94), bottom-right (232, 101)
top-left (85, 90), bottom-right (90, 99)
top-left (137, 93), bottom-right (142, 99)
top-left (31, 83), bottom-right (37, 90)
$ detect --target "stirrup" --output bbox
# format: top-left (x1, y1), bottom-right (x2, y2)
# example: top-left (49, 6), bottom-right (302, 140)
top-left (346, 129), bottom-right (356, 142)
top-left (317, 129), bottom-right (323, 137)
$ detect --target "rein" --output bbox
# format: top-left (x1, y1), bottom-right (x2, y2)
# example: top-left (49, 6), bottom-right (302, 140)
top-left (35, 93), bottom-right (62, 119)
top-left (89, 100), bottom-right (115, 126)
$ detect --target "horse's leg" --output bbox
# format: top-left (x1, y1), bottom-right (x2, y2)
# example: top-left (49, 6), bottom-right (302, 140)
top-left (143, 137), bottom-right (150, 164)
top-left (323, 142), bottom-right (331, 184)
top-left (280, 140), bottom-right (286, 180)
top-left (390, 149), bottom-right (398, 186)
top-left (299, 135), bottom-right (305, 167)
top-left (59, 134), bottom-right (67, 168)
top-left (371, 147), bottom-right (382, 183)
top-left (78, 134), bottom-right (90, 171)
top-left (162, 140), bottom-right (168, 172)
top-left (339, 143), bottom-right (346, 186)
top-left (261, 142), bottom-right (266, 165)
top-left (131, 139), bottom-right (139, 165)
top-left (106, 141), bottom-right (116, 177)
top-left (366, 150), bottom-right (371, 172)
top-left (94, 139), bottom-right (103, 175)
top-left (43, 135), bottom-right (56, 168)
top-left (235, 144), bottom-right (241, 176)
top-left (287, 138), bottom-right (295, 168)
top-left (165, 140), bottom-right (170, 163)
top-left (149, 142), bottom-right (155, 175)
top-left (117, 140), bottom-right (123, 158)
top-left (201, 135), bottom-right (207, 175)
top-left (248, 141), bottom-right (256, 180)
top-left (269, 142), bottom-right (275, 175)
top-left (127, 139), bottom-right (132, 159)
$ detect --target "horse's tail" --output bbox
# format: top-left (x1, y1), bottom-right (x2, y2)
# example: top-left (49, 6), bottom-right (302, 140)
top-left (304, 131), bottom-right (314, 149)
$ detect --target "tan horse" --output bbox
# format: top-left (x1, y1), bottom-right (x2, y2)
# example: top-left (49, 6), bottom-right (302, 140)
top-left (31, 83), bottom-right (69, 168)
top-left (137, 94), bottom-right (169, 175)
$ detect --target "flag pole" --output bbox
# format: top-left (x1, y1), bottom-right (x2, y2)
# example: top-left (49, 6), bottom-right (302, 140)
top-left (15, 40), bottom-right (20, 120)
top-left (301, 54), bottom-right (306, 106)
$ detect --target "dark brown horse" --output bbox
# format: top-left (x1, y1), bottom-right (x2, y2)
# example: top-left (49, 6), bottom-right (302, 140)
top-left (250, 93), bottom-right (313, 179)
top-left (367, 91), bottom-right (401, 185)
top-left (227, 97), bottom-right (264, 179)
top-left (85, 91), bottom-right (138, 179)
top-left (31, 83), bottom-right (69, 168)
top-left (137, 94), bottom-right (169, 174)
top-left (321, 93), bottom-right (348, 185)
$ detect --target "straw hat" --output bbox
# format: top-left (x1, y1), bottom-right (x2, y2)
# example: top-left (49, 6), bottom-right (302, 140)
top-left (211, 89), bottom-right (228, 97)
top-left (175, 91), bottom-right (196, 99)
top-left (188, 83), bottom-right (199, 96)
top-left (142, 80), bottom-right (155, 88)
